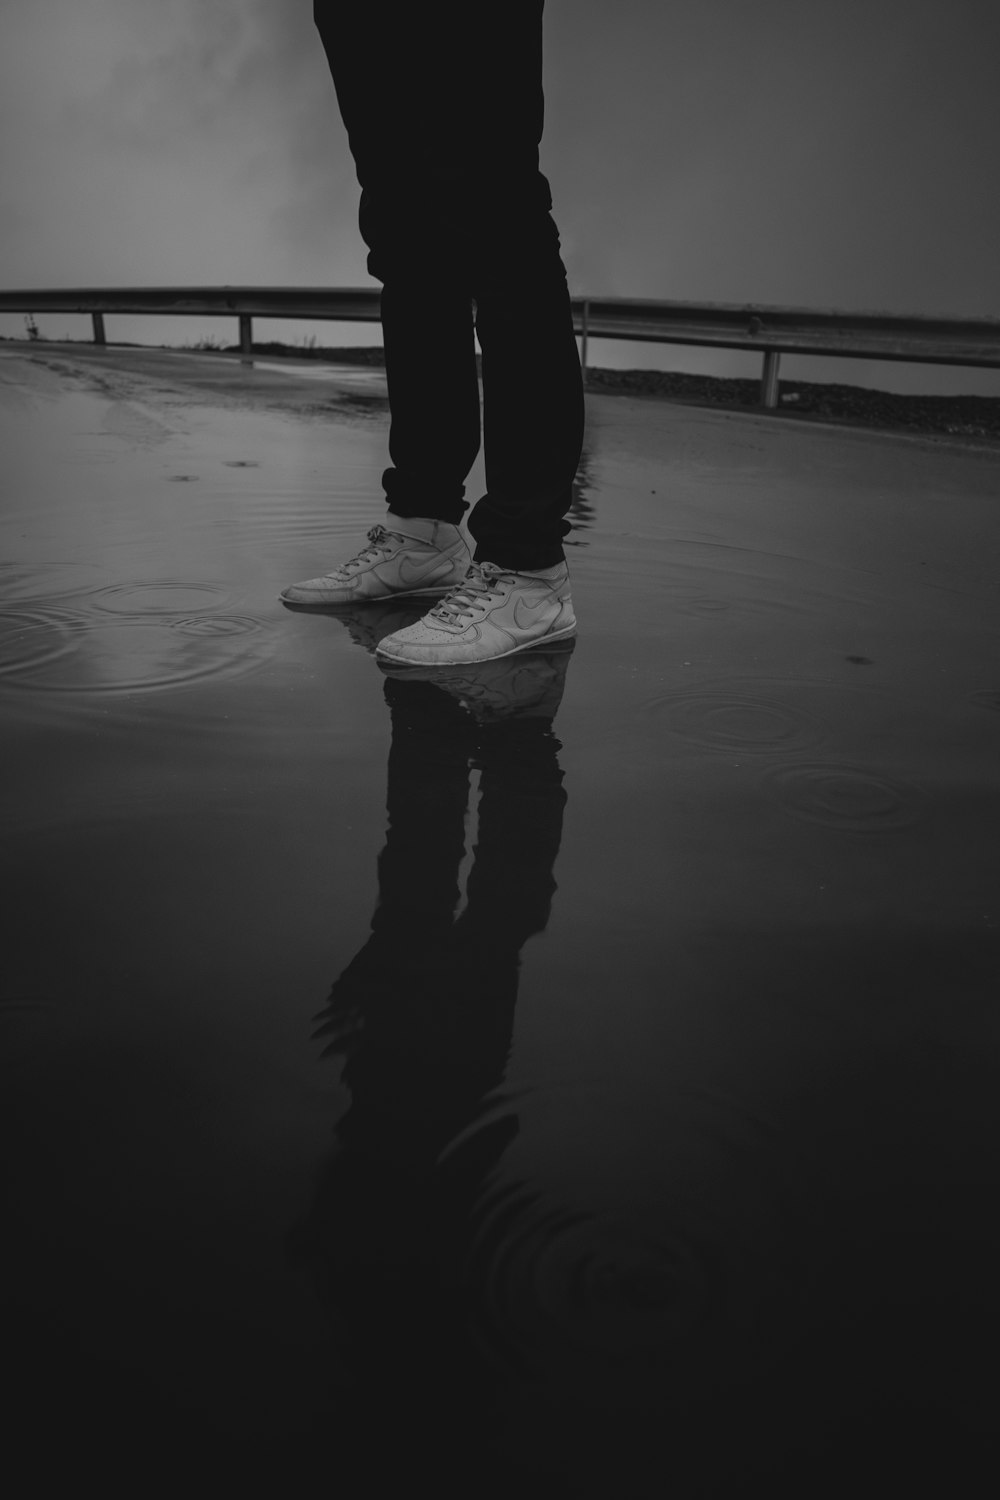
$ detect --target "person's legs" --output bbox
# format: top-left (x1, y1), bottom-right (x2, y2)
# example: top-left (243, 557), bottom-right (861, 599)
top-left (378, 278), bottom-right (480, 525)
top-left (284, 6), bottom-right (483, 605)
top-left (470, 218), bottom-right (584, 570)
top-left (312, 3), bottom-right (484, 525)
top-left (302, 3), bottom-right (584, 644)
top-left (454, 2), bottom-right (585, 569)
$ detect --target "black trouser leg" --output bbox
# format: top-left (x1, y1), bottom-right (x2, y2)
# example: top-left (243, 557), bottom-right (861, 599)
top-left (378, 280), bottom-right (481, 524)
top-left (312, 0), bottom-right (584, 566)
top-left (472, 255), bottom-right (584, 570)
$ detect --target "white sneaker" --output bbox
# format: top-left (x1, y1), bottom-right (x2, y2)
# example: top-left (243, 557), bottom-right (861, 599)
top-left (374, 560), bottom-right (576, 666)
top-left (279, 513), bottom-right (470, 607)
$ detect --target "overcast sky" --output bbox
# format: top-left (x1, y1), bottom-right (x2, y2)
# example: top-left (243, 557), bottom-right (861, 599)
top-left (2, 0), bottom-right (999, 392)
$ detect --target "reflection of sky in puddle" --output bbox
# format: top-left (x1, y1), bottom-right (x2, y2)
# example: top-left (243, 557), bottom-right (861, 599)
top-left (151, 348), bottom-right (386, 388)
top-left (251, 359), bottom-right (386, 385)
top-left (2, 351), bottom-right (1000, 1489)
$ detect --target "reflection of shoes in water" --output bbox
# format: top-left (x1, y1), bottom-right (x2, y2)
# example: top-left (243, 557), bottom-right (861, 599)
top-left (319, 598), bottom-right (431, 654)
top-left (279, 513), bottom-right (470, 607)
top-left (374, 560), bottom-right (576, 666)
top-left (379, 637), bottom-right (575, 721)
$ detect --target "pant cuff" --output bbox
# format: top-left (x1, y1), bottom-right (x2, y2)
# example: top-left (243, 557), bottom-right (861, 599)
top-left (472, 544), bottom-right (566, 571)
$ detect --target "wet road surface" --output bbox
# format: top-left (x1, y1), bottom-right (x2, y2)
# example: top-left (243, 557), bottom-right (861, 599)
top-left (2, 345), bottom-right (999, 1494)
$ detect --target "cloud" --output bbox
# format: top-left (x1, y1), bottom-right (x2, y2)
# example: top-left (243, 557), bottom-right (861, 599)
top-left (1, 0), bottom-right (364, 286)
top-left (544, 0), bottom-right (1000, 317)
top-left (3, 0), bottom-right (998, 389)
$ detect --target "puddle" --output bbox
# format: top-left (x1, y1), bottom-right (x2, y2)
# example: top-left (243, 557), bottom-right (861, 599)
top-left (639, 675), bottom-right (832, 755)
top-left (0, 577), bottom-right (270, 695)
top-left (2, 351), bottom-right (1000, 1490)
top-left (762, 761), bottom-right (928, 832)
top-left (250, 359), bottom-right (388, 388)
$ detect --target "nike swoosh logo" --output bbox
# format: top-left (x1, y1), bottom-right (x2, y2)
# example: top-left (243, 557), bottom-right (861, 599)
top-left (395, 554), bottom-right (457, 586)
top-left (512, 595), bottom-right (556, 630)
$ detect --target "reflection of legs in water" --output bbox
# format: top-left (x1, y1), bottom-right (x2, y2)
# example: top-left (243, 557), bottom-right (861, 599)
top-left (452, 703), bottom-right (567, 1002)
top-left (334, 678), bottom-right (479, 1175)
top-left (289, 648), bottom-right (573, 1468)
top-left (309, 651), bottom-right (571, 1179)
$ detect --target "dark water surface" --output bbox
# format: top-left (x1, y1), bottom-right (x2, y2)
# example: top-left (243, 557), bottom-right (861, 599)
top-left (2, 348), bottom-right (999, 1493)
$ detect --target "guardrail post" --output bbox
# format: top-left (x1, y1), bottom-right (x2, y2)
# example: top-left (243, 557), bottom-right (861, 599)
top-left (91, 312), bottom-right (106, 346)
top-left (760, 349), bottom-right (781, 408)
top-left (580, 299), bottom-right (589, 383)
top-left (239, 314), bottom-right (253, 362)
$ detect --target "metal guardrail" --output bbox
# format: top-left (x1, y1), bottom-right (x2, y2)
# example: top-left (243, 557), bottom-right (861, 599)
top-left (3, 286), bottom-right (999, 409)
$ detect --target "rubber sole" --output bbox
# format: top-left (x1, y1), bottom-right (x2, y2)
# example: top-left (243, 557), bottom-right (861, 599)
top-left (374, 622), bottom-right (577, 667)
top-left (277, 584), bottom-right (455, 612)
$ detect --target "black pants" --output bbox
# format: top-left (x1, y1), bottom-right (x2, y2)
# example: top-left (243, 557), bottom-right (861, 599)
top-left (313, 1), bottom-right (585, 570)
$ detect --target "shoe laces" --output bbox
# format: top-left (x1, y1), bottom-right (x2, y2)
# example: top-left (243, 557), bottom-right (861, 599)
top-left (428, 561), bottom-right (512, 625)
top-left (335, 523), bottom-right (400, 576)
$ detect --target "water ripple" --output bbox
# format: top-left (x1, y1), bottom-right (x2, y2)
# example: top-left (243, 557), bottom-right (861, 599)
top-left (677, 596), bottom-right (733, 616)
top-left (0, 563), bottom-right (106, 602)
top-left (444, 1076), bottom-right (799, 1401)
top-left (170, 614), bottom-right (260, 638)
top-left (641, 680), bottom-right (829, 756)
top-left (2, 621), bottom-right (271, 695)
top-left (763, 762), bottom-right (926, 832)
top-left (93, 581), bottom-right (233, 616)
top-left (462, 1181), bottom-right (774, 1399)
top-left (588, 537), bottom-right (874, 624)
top-left (0, 606), bottom-right (86, 677)
top-left (470, 1189), bottom-right (707, 1366)
top-left (231, 497), bottom-right (376, 545)
top-left (1, 581), bottom-right (270, 696)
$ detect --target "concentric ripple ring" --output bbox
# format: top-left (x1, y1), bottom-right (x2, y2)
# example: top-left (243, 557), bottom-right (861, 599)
top-left (0, 606), bottom-right (84, 677)
top-left (93, 581), bottom-right (232, 616)
top-left (763, 762), bottom-right (926, 832)
top-left (642, 680), bottom-right (829, 756)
